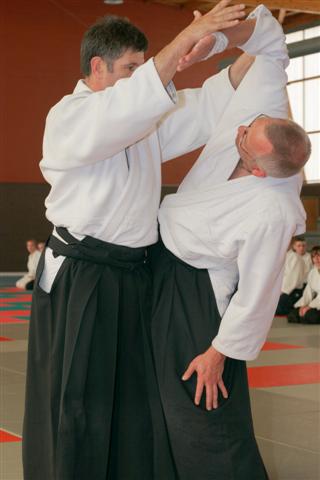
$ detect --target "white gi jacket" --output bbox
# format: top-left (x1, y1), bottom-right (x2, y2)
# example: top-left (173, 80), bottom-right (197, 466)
top-left (302, 252), bottom-right (313, 282)
top-left (159, 5), bottom-right (306, 360)
top-left (16, 250), bottom-right (41, 289)
top-left (281, 250), bottom-right (306, 294)
top-left (27, 250), bottom-right (41, 278)
top-left (295, 267), bottom-right (320, 310)
top-left (40, 59), bottom-right (234, 248)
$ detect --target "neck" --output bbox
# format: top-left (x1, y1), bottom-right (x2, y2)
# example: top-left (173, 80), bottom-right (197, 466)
top-left (83, 77), bottom-right (95, 91)
top-left (229, 159), bottom-right (252, 180)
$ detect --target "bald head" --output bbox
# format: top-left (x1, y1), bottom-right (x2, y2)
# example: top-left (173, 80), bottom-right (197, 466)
top-left (256, 118), bottom-right (311, 178)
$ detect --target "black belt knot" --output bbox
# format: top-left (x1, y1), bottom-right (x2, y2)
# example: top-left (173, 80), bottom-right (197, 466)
top-left (48, 227), bottom-right (149, 271)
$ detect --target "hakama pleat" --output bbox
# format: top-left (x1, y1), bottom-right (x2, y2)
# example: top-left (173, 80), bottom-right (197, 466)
top-left (23, 231), bottom-right (175, 480)
top-left (150, 241), bottom-right (268, 480)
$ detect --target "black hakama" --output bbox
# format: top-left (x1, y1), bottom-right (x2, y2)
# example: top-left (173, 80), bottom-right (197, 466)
top-left (150, 241), bottom-right (268, 480)
top-left (23, 228), bottom-right (175, 480)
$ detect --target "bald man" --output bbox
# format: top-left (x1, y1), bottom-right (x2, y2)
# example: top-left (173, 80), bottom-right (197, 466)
top-left (151, 5), bottom-right (311, 479)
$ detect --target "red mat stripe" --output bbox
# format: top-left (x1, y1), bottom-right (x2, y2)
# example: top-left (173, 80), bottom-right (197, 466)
top-left (248, 362), bottom-right (320, 388)
top-left (0, 288), bottom-right (23, 293)
top-left (0, 310), bottom-right (30, 317)
top-left (0, 336), bottom-right (13, 341)
top-left (0, 295), bottom-right (32, 304)
top-left (0, 429), bottom-right (22, 442)
top-left (262, 341), bottom-right (304, 350)
top-left (0, 318), bottom-right (28, 324)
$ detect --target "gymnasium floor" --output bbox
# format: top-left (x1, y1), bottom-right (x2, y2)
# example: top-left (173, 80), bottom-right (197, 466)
top-left (0, 275), bottom-right (319, 480)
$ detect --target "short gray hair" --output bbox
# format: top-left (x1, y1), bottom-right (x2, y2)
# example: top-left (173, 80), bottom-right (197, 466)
top-left (256, 119), bottom-right (311, 178)
top-left (80, 15), bottom-right (148, 76)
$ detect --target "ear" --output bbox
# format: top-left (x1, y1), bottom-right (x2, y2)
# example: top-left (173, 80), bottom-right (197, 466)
top-left (90, 56), bottom-right (105, 77)
top-left (251, 166), bottom-right (267, 178)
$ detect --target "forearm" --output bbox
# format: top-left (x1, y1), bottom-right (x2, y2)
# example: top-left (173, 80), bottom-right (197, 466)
top-left (222, 18), bottom-right (256, 49)
top-left (154, 0), bottom-right (245, 85)
top-left (229, 52), bottom-right (255, 90)
top-left (221, 18), bottom-right (256, 89)
top-left (154, 33), bottom-right (195, 86)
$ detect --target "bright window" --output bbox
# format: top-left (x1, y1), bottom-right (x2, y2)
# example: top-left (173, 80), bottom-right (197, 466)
top-left (286, 27), bottom-right (320, 181)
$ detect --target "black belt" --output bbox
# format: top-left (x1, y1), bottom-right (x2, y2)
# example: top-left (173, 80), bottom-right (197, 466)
top-left (48, 227), bottom-right (149, 271)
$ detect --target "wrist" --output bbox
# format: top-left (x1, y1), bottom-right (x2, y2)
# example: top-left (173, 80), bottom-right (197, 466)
top-left (208, 345), bottom-right (226, 361)
top-left (202, 31), bottom-right (229, 60)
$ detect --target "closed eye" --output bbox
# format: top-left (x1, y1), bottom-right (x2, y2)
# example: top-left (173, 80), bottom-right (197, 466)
top-left (125, 64), bottom-right (138, 72)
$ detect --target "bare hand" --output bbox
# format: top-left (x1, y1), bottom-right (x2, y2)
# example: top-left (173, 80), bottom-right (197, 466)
top-left (182, 346), bottom-right (228, 410)
top-left (178, 0), bottom-right (245, 71)
top-left (299, 306), bottom-right (311, 317)
top-left (186, 0), bottom-right (245, 41)
top-left (177, 33), bottom-right (215, 72)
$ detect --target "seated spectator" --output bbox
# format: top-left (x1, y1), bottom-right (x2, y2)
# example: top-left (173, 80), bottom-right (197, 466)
top-left (16, 239), bottom-right (41, 290)
top-left (292, 236), bottom-right (312, 283)
top-left (288, 246), bottom-right (320, 324)
top-left (37, 241), bottom-right (46, 252)
top-left (276, 245), bottom-right (305, 315)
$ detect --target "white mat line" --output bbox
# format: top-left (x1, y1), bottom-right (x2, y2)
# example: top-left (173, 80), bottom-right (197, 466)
top-left (0, 366), bottom-right (26, 377)
top-left (0, 426), bottom-right (22, 439)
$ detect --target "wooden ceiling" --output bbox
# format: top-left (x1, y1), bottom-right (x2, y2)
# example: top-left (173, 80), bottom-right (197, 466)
top-left (149, 0), bottom-right (320, 31)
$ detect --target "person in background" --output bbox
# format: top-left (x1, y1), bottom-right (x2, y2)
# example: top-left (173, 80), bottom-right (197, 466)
top-left (16, 239), bottom-right (41, 291)
top-left (288, 246), bottom-right (320, 324)
top-left (291, 236), bottom-right (312, 282)
top-left (37, 241), bottom-right (46, 253)
top-left (276, 240), bottom-right (306, 315)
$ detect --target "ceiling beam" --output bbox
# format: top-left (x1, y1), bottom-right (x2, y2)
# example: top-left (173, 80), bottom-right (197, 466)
top-left (157, 0), bottom-right (320, 14)
top-left (278, 8), bottom-right (287, 23)
top-left (283, 12), bottom-right (320, 30)
top-left (288, 35), bottom-right (320, 57)
top-left (239, 1), bottom-right (320, 14)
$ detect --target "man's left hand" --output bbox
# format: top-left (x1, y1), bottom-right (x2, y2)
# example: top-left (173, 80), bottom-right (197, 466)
top-left (182, 345), bottom-right (228, 410)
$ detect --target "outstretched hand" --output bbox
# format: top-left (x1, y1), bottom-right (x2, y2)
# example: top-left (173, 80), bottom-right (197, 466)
top-left (177, 0), bottom-right (245, 71)
top-left (182, 345), bottom-right (228, 410)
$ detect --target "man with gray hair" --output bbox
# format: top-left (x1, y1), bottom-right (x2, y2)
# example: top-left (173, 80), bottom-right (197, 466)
top-left (150, 5), bottom-right (310, 478)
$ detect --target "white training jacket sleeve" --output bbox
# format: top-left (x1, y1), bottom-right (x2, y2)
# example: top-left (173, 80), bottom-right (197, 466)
top-left (239, 5), bottom-right (289, 69)
top-left (295, 269), bottom-right (320, 309)
top-left (309, 293), bottom-right (320, 309)
top-left (43, 59), bottom-right (176, 170)
top-left (212, 219), bottom-right (294, 361)
top-left (294, 283), bottom-right (313, 308)
top-left (281, 252), bottom-right (305, 294)
top-left (157, 67), bottom-right (235, 162)
top-left (222, 5), bottom-right (289, 128)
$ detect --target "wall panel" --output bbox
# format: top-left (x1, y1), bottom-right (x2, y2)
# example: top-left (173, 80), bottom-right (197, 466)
top-left (1, 183), bottom-right (319, 271)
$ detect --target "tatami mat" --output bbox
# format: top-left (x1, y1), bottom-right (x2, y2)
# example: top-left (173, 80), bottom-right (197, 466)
top-left (0, 280), bottom-right (319, 479)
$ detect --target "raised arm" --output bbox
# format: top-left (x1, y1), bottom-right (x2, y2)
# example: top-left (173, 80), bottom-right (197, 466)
top-left (154, 0), bottom-right (246, 86)
top-left (178, 5), bottom-right (288, 94)
top-left (177, 16), bottom-right (256, 73)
